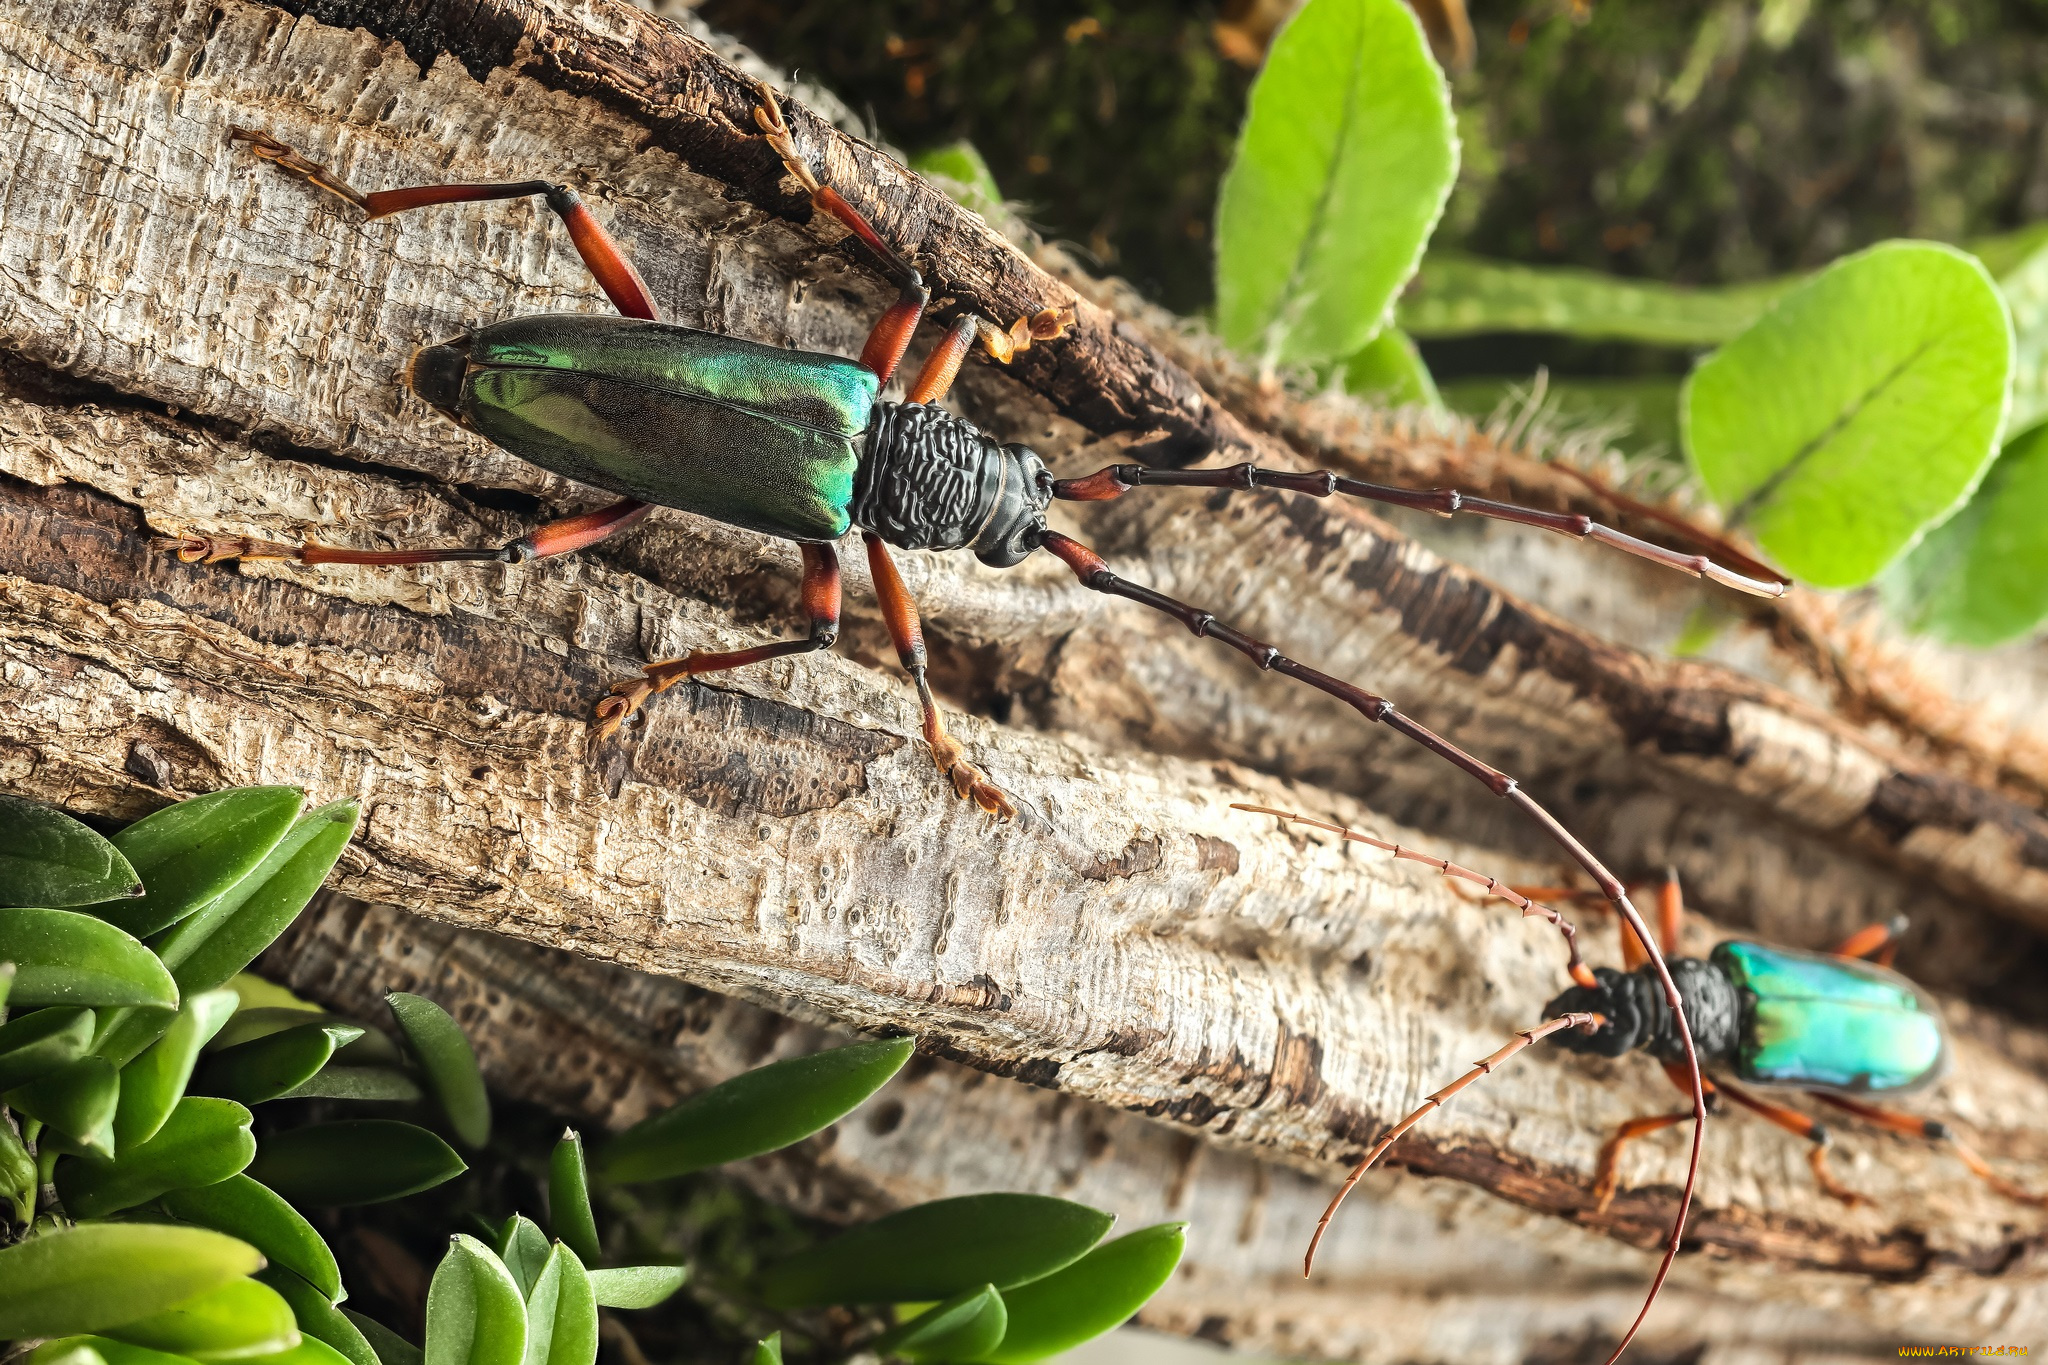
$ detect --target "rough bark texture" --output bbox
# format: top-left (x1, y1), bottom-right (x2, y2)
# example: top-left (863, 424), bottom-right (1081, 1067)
top-left (4, 0), bottom-right (2048, 1358)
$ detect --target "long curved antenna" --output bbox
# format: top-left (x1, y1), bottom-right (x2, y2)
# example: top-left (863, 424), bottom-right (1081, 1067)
top-left (1230, 803), bottom-right (1598, 989)
top-left (1303, 1011), bottom-right (1605, 1272)
top-left (1040, 530), bottom-right (1705, 1365)
top-left (1052, 462), bottom-right (1789, 598)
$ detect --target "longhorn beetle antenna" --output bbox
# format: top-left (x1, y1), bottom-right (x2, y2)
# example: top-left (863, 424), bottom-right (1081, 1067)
top-left (1231, 803), bottom-right (1599, 990)
top-left (1303, 1012), bottom-right (1608, 1273)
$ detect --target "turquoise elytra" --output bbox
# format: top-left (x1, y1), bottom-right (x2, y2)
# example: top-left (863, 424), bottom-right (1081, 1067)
top-left (453, 315), bottom-right (878, 543)
top-left (1712, 941), bottom-right (1946, 1093)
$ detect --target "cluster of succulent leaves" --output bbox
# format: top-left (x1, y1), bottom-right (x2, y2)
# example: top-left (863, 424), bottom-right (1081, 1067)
top-left (1197, 0), bottom-right (2045, 647)
top-left (0, 787), bottom-right (1185, 1365)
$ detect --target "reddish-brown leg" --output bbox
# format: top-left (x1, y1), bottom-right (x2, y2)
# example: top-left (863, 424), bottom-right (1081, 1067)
top-left (1051, 462), bottom-right (1787, 599)
top-left (592, 544), bottom-right (842, 741)
top-left (863, 533), bottom-right (1015, 817)
top-left (230, 127), bottom-right (657, 321)
top-left (1812, 1092), bottom-right (2048, 1207)
top-left (904, 316), bottom-right (980, 405)
top-left (1716, 1078), bottom-right (1868, 1205)
top-left (176, 499), bottom-right (654, 569)
top-left (752, 86), bottom-right (1071, 386)
top-left (1589, 1062), bottom-right (1712, 1213)
top-left (1831, 915), bottom-right (1907, 967)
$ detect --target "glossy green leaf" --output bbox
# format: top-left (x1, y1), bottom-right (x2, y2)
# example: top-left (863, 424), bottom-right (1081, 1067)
top-left (208, 1008), bottom-right (336, 1053)
top-left (102, 1277), bottom-right (298, 1361)
top-left (279, 1066), bottom-right (422, 1103)
top-left (0, 796), bottom-right (141, 907)
top-left (385, 993), bottom-right (488, 1148)
top-left (154, 802), bottom-right (359, 995)
top-left (1341, 327), bottom-right (1440, 409)
top-left (585, 1266), bottom-right (686, 1310)
top-left (9, 1054), bottom-right (119, 1155)
top-left (28, 1338), bottom-right (185, 1365)
top-left (0, 959), bottom-right (13, 1009)
top-left (94, 788), bottom-right (305, 939)
top-left (1684, 240), bottom-right (2013, 587)
top-left (194, 1022), bottom-right (362, 1106)
top-left (908, 141), bottom-right (1004, 219)
top-left (1999, 239), bottom-right (2048, 436)
top-left (341, 1313), bottom-right (421, 1365)
top-left (750, 1335), bottom-right (781, 1365)
top-left (1883, 419), bottom-right (2048, 645)
top-left (248, 1120), bottom-right (466, 1207)
top-left (601, 1037), bottom-right (912, 1183)
top-left (0, 1005), bottom-right (96, 1090)
top-left (424, 1235), bottom-right (527, 1365)
top-left (164, 1174), bottom-right (345, 1302)
top-left (115, 990), bottom-right (240, 1149)
top-left (495, 1216), bottom-right (551, 1299)
top-left (0, 908), bottom-right (178, 1009)
top-left (872, 1285), bottom-right (1006, 1363)
top-left (968, 1222), bottom-right (1186, 1362)
top-left (1214, 0), bottom-right (1456, 367)
top-left (520, 1248), bottom-right (596, 1365)
top-left (256, 1269), bottom-right (374, 1365)
top-left (0, 1223), bottom-right (263, 1338)
top-left (57, 1097), bottom-right (256, 1218)
top-left (1398, 250), bottom-right (1793, 345)
top-left (546, 1130), bottom-right (601, 1267)
top-left (756, 1194), bottom-right (1113, 1309)
top-left (236, 1338), bottom-right (356, 1365)
top-left (91, 1007), bottom-right (177, 1072)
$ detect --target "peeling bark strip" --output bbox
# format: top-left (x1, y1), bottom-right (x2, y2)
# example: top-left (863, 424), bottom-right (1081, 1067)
top-left (4, 0), bottom-right (2048, 1333)
top-left (258, 895), bottom-right (2038, 1358)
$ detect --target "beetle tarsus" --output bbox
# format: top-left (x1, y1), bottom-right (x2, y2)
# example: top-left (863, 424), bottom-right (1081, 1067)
top-left (170, 532), bottom-right (299, 564)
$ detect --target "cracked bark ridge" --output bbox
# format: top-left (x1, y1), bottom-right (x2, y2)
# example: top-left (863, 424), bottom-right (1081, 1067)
top-left (266, 0), bottom-right (1237, 465)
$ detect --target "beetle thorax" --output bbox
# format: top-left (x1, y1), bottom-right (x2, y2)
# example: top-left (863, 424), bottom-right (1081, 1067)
top-left (855, 402), bottom-right (1051, 568)
top-left (1546, 958), bottom-right (1742, 1067)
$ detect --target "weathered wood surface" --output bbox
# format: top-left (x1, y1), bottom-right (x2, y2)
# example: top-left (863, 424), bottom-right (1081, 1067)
top-left (256, 895), bottom-right (1917, 1364)
top-left (3, 0), bottom-right (2048, 1356)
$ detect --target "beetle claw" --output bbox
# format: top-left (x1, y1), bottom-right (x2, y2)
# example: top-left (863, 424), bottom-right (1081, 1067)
top-left (169, 532), bottom-right (299, 565)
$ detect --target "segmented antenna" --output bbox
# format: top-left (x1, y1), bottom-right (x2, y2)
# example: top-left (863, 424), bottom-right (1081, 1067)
top-left (1302, 1011), bottom-right (1606, 1274)
top-left (1230, 803), bottom-right (1599, 990)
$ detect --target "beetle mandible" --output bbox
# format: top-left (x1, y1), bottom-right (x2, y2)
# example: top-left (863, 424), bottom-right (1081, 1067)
top-left (184, 86), bottom-right (1797, 1358)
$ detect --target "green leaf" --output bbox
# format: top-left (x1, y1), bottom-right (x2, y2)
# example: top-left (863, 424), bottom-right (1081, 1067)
top-left (115, 990), bottom-right (240, 1149)
top-left (94, 788), bottom-right (306, 939)
top-left (207, 1008), bottom-right (339, 1054)
top-left (424, 1235), bottom-right (527, 1365)
top-left (0, 908), bottom-right (178, 1008)
top-left (546, 1130), bottom-right (601, 1267)
top-left (600, 1037), bottom-right (912, 1183)
top-left (0, 959), bottom-right (12, 1009)
top-left (102, 1278), bottom-right (299, 1362)
top-left (0, 1109), bottom-right (36, 1221)
top-left (520, 1247), bottom-right (597, 1365)
top-left (585, 1266), bottom-right (685, 1310)
top-left (0, 1223), bottom-right (263, 1338)
top-left (57, 1097), bottom-right (256, 1218)
top-left (494, 1216), bottom-right (551, 1299)
top-left (8, 1055), bottom-right (119, 1156)
top-left (248, 1120), bottom-right (466, 1206)
top-left (750, 1335), bottom-right (781, 1365)
top-left (1998, 239), bottom-right (2048, 436)
top-left (756, 1194), bottom-right (1113, 1309)
top-left (0, 1005), bottom-right (97, 1090)
top-left (194, 1022), bottom-right (362, 1106)
top-left (1883, 418), bottom-right (2048, 645)
top-left (0, 796), bottom-right (141, 907)
top-left (871, 1285), bottom-right (1006, 1363)
top-left (236, 1339), bottom-right (357, 1365)
top-left (908, 141), bottom-right (1004, 219)
top-left (341, 1313), bottom-right (421, 1365)
top-left (164, 1174), bottom-right (345, 1302)
top-left (29, 1339), bottom-right (189, 1365)
top-left (1341, 327), bottom-right (1440, 408)
top-left (967, 1223), bottom-right (1186, 1363)
top-left (1683, 240), bottom-right (2014, 588)
top-left (1214, 0), bottom-right (1456, 367)
top-left (1398, 250), bottom-right (1794, 345)
top-left (255, 1269), bottom-right (375, 1365)
top-left (278, 1066), bottom-right (423, 1103)
top-left (154, 802), bottom-right (359, 995)
top-left (385, 993), bottom-right (489, 1148)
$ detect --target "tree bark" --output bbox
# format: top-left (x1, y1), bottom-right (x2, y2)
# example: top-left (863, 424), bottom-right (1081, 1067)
top-left (4, 0), bottom-right (2048, 1357)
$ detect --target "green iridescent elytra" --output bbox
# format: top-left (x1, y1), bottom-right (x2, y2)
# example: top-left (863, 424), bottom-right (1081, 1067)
top-left (449, 315), bottom-right (880, 543)
top-left (1711, 940), bottom-right (1947, 1093)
